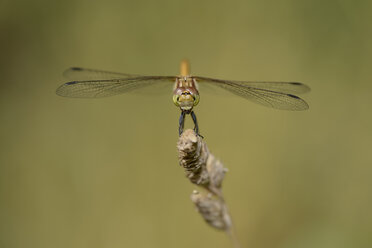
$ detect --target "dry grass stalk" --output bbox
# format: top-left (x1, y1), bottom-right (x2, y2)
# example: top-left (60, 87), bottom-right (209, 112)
top-left (177, 129), bottom-right (240, 248)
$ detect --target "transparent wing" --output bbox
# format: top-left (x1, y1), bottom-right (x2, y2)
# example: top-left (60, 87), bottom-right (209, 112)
top-left (56, 76), bottom-right (176, 98)
top-left (234, 81), bottom-right (310, 94)
top-left (195, 76), bottom-right (309, 111)
top-left (196, 76), bottom-right (310, 94)
top-left (63, 67), bottom-right (139, 80)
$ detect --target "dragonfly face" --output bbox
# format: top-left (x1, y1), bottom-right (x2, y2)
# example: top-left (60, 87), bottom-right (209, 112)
top-left (173, 76), bottom-right (200, 112)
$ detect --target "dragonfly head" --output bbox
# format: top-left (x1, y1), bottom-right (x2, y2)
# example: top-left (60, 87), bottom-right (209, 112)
top-left (173, 90), bottom-right (200, 111)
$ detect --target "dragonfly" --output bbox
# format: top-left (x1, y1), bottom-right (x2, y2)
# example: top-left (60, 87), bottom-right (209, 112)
top-left (56, 60), bottom-right (310, 136)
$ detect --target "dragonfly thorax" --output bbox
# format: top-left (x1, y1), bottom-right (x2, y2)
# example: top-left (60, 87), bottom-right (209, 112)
top-left (173, 77), bottom-right (200, 111)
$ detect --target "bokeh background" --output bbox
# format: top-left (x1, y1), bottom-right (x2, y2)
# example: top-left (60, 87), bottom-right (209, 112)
top-left (1, 0), bottom-right (371, 247)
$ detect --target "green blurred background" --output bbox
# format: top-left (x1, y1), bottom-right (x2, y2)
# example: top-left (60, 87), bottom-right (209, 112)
top-left (1, 0), bottom-right (371, 247)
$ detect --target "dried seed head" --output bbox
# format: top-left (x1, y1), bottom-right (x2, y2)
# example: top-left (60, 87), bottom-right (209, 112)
top-left (177, 130), bottom-right (238, 245)
top-left (177, 130), bottom-right (210, 185)
top-left (191, 191), bottom-right (231, 231)
top-left (206, 154), bottom-right (227, 189)
top-left (177, 129), bottom-right (228, 192)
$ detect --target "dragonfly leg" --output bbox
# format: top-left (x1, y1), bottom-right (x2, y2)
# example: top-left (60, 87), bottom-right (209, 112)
top-left (179, 111), bottom-right (186, 136)
top-left (191, 111), bottom-right (203, 138)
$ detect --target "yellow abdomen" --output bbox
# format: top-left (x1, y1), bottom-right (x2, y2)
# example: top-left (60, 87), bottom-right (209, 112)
top-left (180, 59), bottom-right (190, 76)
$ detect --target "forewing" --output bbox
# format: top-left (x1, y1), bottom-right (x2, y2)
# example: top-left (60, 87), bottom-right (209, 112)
top-left (195, 76), bottom-right (309, 111)
top-left (56, 76), bottom-right (176, 98)
top-left (236, 81), bottom-right (310, 94)
top-left (63, 67), bottom-right (139, 80)
top-left (196, 76), bottom-right (310, 94)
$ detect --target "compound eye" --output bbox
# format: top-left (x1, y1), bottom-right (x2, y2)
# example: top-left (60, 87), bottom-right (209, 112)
top-left (173, 95), bottom-right (180, 107)
top-left (193, 94), bottom-right (200, 106)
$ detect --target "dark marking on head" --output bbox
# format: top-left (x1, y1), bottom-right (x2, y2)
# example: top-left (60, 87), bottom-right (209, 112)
top-left (66, 81), bottom-right (78, 85)
top-left (71, 67), bottom-right (83, 71)
top-left (290, 82), bottom-right (302, 85)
